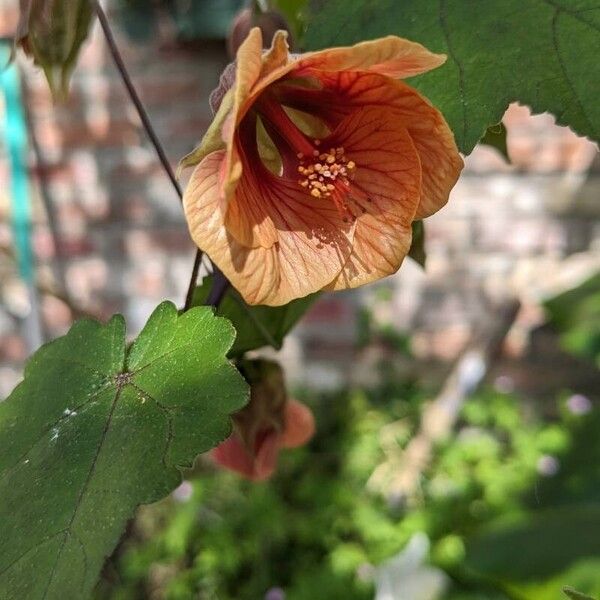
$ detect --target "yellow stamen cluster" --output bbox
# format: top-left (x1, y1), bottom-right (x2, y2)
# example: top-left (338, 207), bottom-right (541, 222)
top-left (297, 142), bottom-right (356, 199)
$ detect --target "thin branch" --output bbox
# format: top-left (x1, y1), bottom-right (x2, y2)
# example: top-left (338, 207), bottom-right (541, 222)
top-left (183, 250), bottom-right (203, 310)
top-left (94, 1), bottom-right (181, 197)
top-left (93, 1), bottom-right (209, 307)
top-left (22, 84), bottom-right (71, 303)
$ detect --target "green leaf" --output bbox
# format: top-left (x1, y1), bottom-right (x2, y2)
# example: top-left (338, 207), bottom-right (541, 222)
top-left (192, 276), bottom-right (319, 356)
top-left (408, 220), bottom-right (426, 268)
top-left (564, 588), bottom-right (598, 600)
top-left (0, 302), bottom-right (248, 599)
top-left (544, 273), bottom-right (600, 364)
top-left (15, 0), bottom-right (94, 99)
top-left (480, 122), bottom-right (510, 163)
top-left (464, 505), bottom-right (600, 581)
top-left (304, 0), bottom-right (600, 153)
top-left (274, 0), bottom-right (311, 39)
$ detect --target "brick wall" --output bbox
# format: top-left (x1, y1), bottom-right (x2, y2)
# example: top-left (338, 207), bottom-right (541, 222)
top-left (1, 1), bottom-right (599, 396)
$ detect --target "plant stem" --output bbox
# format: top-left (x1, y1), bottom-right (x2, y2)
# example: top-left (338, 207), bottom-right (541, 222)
top-left (94, 1), bottom-right (181, 197)
top-left (94, 1), bottom-right (215, 309)
top-left (206, 266), bottom-right (230, 307)
top-left (184, 250), bottom-right (203, 309)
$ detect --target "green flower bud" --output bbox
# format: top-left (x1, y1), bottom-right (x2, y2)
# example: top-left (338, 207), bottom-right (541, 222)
top-left (14, 0), bottom-right (93, 99)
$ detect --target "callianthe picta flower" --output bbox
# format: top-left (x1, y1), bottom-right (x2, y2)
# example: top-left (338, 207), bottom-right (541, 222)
top-left (212, 360), bottom-right (314, 481)
top-left (182, 28), bottom-right (463, 306)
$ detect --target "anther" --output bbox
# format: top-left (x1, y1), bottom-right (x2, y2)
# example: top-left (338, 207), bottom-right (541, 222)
top-left (297, 142), bottom-right (357, 217)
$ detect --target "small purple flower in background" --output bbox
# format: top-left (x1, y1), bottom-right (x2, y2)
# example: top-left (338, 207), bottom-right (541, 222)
top-left (265, 587), bottom-right (285, 600)
top-left (537, 455), bottom-right (560, 477)
top-left (172, 480), bottom-right (194, 503)
top-left (494, 375), bottom-right (515, 394)
top-left (567, 394), bottom-right (592, 416)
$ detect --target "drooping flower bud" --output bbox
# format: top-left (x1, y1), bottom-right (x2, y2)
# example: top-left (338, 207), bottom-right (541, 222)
top-left (14, 0), bottom-right (93, 99)
top-left (212, 359), bottom-right (315, 480)
top-left (227, 6), bottom-right (292, 59)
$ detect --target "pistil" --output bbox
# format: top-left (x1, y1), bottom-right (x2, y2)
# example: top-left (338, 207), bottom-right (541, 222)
top-left (256, 96), bottom-right (315, 158)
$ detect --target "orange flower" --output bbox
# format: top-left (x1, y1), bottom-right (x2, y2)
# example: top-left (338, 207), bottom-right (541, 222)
top-left (213, 399), bottom-right (315, 481)
top-left (182, 29), bottom-right (463, 305)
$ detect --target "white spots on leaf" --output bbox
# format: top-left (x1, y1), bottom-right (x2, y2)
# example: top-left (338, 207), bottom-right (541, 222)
top-left (50, 427), bottom-right (60, 442)
top-left (86, 376), bottom-right (113, 398)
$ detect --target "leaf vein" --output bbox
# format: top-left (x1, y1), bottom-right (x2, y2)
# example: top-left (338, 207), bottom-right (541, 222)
top-left (41, 385), bottom-right (124, 598)
top-left (438, 0), bottom-right (468, 146)
top-left (0, 386), bottom-right (111, 486)
top-left (0, 529), bottom-right (67, 579)
top-left (541, 0), bottom-right (600, 33)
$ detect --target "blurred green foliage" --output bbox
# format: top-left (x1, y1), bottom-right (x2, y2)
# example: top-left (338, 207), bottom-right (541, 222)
top-left (564, 587), bottom-right (598, 600)
top-left (544, 273), bottom-right (600, 368)
top-left (94, 376), bottom-right (600, 599)
top-left (273, 0), bottom-right (310, 41)
top-left (114, 0), bottom-right (308, 43)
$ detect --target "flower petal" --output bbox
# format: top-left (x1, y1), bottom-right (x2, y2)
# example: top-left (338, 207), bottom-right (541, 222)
top-left (223, 115), bottom-right (279, 248)
top-left (326, 211), bottom-right (413, 291)
top-left (277, 71), bottom-right (463, 219)
top-left (259, 29), bottom-right (291, 79)
top-left (183, 151), bottom-right (355, 305)
top-left (212, 435), bottom-right (256, 478)
top-left (324, 106), bottom-right (422, 289)
top-left (324, 72), bottom-right (463, 219)
top-left (212, 432), bottom-right (279, 481)
top-left (179, 29), bottom-right (264, 176)
top-left (216, 30), bottom-right (296, 203)
top-left (252, 433), bottom-right (281, 480)
top-left (296, 36), bottom-right (445, 79)
top-left (280, 400), bottom-right (315, 449)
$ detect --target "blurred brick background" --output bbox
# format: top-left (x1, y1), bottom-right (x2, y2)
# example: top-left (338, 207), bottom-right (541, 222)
top-left (1, 1), bottom-right (599, 397)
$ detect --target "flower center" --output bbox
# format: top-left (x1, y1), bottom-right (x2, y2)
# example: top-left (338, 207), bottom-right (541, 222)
top-left (297, 142), bottom-right (364, 220)
top-left (255, 95), bottom-right (365, 221)
top-left (297, 143), bottom-right (355, 199)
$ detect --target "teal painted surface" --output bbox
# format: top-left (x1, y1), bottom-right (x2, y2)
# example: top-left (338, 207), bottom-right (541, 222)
top-left (0, 44), bottom-right (33, 283)
top-left (117, 0), bottom-right (245, 42)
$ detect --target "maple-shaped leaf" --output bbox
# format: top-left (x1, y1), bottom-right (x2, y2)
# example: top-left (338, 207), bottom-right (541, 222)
top-left (0, 302), bottom-right (248, 599)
